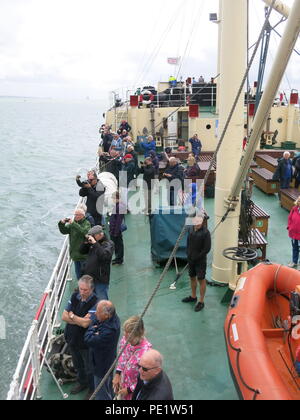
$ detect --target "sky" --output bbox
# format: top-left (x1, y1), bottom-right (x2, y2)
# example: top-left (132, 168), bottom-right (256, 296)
top-left (0, 0), bottom-right (299, 108)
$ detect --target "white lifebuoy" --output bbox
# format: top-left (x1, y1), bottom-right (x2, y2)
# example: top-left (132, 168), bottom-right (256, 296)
top-left (141, 90), bottom-right (154, 105)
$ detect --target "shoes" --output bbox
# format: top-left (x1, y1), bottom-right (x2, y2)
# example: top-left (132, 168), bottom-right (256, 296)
top-left (195, 302), bottom-right (205, 312)
top-left (288, 263), bottom-right (297, 268)
top-left (182, 296), bottom-right (197, 303)
top-left (70, 383), bottom-right (88, 395)
top-left (112, 260), bottom-right (124, 265)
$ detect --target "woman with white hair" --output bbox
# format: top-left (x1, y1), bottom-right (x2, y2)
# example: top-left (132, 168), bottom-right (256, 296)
top-left (287, 196), bottom-right (300, 268)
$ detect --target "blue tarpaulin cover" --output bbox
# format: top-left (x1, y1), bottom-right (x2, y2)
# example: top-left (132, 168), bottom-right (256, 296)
top-left (149, 207), bottom-right (189, 262)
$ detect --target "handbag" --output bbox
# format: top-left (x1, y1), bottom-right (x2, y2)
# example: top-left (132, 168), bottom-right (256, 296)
top-left (120, 222), bottom-right (127, 233)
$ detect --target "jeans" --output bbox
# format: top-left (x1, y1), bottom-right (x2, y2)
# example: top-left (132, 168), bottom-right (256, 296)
top-left (292, 239), bottom-right (300, 265)
top-left (295, 361), bottom-right (300, 376)
top-left (74, 261), bottom-right (83, 280)
top-left (69, 346), bottom-right (94, 391)
top-left (95, 283), bottom-right (109, 301)
top-left (280, 178), bottom-right (291, 189)
top-left (110, 235), bottom-right (124, 263)
top-left (94, 373), bottom-right (113, 400)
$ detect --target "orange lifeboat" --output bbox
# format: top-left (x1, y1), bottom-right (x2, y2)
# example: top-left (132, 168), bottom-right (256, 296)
top-left (224, 263), bottom-right (300, 400)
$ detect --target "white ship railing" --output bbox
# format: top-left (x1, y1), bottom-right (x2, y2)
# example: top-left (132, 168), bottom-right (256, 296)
top-left (6, 206), bottom-right (81, 400)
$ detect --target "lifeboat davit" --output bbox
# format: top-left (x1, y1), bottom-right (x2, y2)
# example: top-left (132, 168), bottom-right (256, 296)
top-left (224, 263), bottom-right (300, 400)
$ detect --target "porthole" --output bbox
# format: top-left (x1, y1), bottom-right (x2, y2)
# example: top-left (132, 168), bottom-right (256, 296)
top-left (277, 118), bottom-right (283, 124)
top-left (206, 124), bottom-right (212, 130)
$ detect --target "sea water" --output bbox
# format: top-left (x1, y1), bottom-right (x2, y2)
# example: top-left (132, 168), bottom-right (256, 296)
top-left (0, 97), bottom-right (104, 399)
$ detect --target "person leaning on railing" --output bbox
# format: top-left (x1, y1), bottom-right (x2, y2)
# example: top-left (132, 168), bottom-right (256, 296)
top-left (58, 208), bottom-right (91, 280)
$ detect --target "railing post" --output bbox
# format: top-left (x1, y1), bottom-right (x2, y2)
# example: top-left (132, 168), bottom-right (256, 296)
top-left (29, 320), bottom-right (41, 400)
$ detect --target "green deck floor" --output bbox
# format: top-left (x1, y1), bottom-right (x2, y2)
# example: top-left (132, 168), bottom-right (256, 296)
top-left (39, 184), bottom-right (292, 400)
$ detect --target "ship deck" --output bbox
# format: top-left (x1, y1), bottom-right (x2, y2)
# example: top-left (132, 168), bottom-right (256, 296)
top-left (38, 181), bottom-right (294, 401)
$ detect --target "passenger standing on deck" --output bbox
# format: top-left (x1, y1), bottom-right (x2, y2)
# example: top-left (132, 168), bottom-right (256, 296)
top-left (77, 170), bottom-right (106, 226)
top-left (58, 209), bottom-right (91, 279)
top-left (84, 300), bottom-right (120, 400)
top-left (287, 197), bottom-right (300, 268)
top-left (109, 192), bottom-right (126, 265)
top-left (189, 134), bottom-right (202, 160)
top-left (140, 136), bottom-right (156, 158)
top-left (182, 216), bottom-right (211, 312)
top-left (139, 157), bottom-right (156, 214)
top-left (132, 349), bottom-right (174, 400)
top-left (112, 316), bottom-right (152, 400)
top-left (62, 275), bottom-right (97, 398)
top-left (163, 157), bottom-right (184, 206)
top-left (273, 152), bottom-right (293, 189)
top-left (80, 226), bottom-right (114, 300)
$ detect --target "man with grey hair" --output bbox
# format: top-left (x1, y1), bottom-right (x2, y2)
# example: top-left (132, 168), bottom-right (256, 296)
top-left (182, 216), bottom-right (211, 312)
top-left (78, 169), bottom-right (105, 226)
top-left (58, 208), bottom-right (91, 279)
top-left (273, 151), bottom-right (293, 189)
top-left (62, 275), bottom-right (97, 396)
top-left (132, 349), bottom-right (174, 400)
top-left (84, 300), bottom-right (120, 400)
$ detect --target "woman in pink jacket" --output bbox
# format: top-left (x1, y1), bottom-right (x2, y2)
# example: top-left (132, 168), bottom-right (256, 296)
top-left (288, 197), bottom-right (300, 268)
top-left (112, 316), bottom-right (152, 400)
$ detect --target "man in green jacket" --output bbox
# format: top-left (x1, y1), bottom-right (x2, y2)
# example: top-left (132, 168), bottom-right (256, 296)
top-left (58, 208), bottom-right (91, 279)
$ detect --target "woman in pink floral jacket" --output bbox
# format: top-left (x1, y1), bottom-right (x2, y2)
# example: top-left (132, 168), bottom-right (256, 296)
top-left (112, 316), bottom-right (152, 400)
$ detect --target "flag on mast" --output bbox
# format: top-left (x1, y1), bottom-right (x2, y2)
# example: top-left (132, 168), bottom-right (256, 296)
top-left (167, 57), bottom-right (180, 65)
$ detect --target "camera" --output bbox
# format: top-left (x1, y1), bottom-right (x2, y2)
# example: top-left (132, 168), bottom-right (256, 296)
top-left (82, 180), bottom-right (90, 186)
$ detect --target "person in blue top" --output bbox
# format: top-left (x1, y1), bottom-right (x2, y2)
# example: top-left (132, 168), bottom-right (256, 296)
top-left (272, 152), bottom-right (293, 189)
top-left (111, 133), bottom-right (123, 152)
top-left (62, 275), bottom-right (97, 398)
top-left (84, 300), bottom-right (120, 400)
top-left (189, 134), bottom-right (202, 159)
top-left (140, 135), bottom-right (156, 158)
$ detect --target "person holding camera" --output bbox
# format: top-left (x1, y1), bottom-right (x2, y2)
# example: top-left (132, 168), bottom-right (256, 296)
top-left (79, 226), bottom-right (114, 300)
top-left (77, 170), bottom-right (105, 226)
top-left (58, 209), bottom-right (91, 280)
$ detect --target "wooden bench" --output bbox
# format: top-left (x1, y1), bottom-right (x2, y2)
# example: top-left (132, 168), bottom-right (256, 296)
top-left (239, 228), bottom-right (268, 260)
top-left (256, 154), bottom-right (278, 173)
top-left (197, 161), bottom-right (216, 185)
top-left (251, 167), bottom-right (279, 194)
top-left (254, 150), bottom-right (295, 160)
top-left (251, 204), bottom-right (270, 235)
top-left (280, 188), bottom-right (300, 212)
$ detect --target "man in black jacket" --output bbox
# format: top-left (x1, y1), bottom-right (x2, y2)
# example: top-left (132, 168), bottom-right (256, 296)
top-left (132, 350), bottom-right (173, 400)
top-left (139, 158), bottom-right (156, 214)
top-left (163, 157), bottom-right (184, 206)
top-left (182, 216), bottom-right (211, 312)
top-left (80, 226), bottom-right (114, 300)
top-left (77, 170), bottom-right (105, 226)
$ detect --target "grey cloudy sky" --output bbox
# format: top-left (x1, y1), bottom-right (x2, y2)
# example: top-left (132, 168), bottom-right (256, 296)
top-left (0, 0), bottom-right (298, 107)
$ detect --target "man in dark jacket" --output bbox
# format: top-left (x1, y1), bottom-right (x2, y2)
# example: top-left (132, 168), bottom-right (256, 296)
top-left (272, 152), bottom-right (293, 189)
top-left (139, 158), bottom-right (156, 214)
top-left (79, 226), bottom-right (114, 300)
top-left (77, 170), bottom-right (105, 226)
top-left (99, 150), bottom-right (122, 183)
top-left (132, 349), bottom-right (173, 400)
top-left (163, 157), bottom-right (184, 206)
top-left (182, 216), bottom-right (211, 312)
top-left (109, 192), bottom-right (126, 265)
top-left (84, 300), bottom-right (120, 400)
top-left (62, 275), bottom-right (97, 397)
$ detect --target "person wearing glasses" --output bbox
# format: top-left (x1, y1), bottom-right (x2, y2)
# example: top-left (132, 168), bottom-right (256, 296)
top-left (132, 349), bottom-right (174, 400)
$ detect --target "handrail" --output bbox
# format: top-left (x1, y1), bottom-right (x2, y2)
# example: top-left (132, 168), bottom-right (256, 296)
top-left (7, 198), bottom-right (84, 400)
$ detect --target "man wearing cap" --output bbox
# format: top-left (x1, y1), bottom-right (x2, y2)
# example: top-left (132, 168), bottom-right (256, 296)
top-left (182, 216), bottom-right (211, 312)
top-left (78, 170), bottom-right (106, 226)
top-left (79, 226), bottom-right (115, 300)
top-left (122, 154), bottom-right (136, 187)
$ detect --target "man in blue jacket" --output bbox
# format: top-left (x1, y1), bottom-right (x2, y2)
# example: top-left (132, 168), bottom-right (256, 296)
top-left (84, 300), bottom-right (120, 400)
top-left (189, 134), bottom-right (202, 159)
top-left (140, 135), bottom-right (156, 158)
